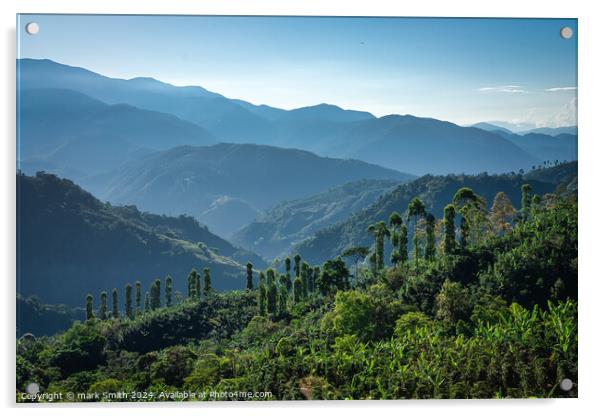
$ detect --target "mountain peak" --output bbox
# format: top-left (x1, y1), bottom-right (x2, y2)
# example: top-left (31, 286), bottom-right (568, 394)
top-left (283, 103), bottom-right (374, 122)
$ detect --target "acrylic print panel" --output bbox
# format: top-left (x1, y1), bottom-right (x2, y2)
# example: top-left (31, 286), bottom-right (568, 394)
top-left (16, 14), bottom-right (577, 402)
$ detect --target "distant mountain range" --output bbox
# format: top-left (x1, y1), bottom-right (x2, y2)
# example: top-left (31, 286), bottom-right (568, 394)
top-left (471, 122), bottom-right (515, 135)
top-left (231, 179), bottom-right (400, 259)
top-left (470, 122), bottom-right (577, 163)
top-left (317, 115), bottom-right (540, 175)
top-left (18, 87), bottom-right (215, 177)
top-left (16, 58), bottom-right (578, 250)
top-left (292, 164), bottom-right (576, 265)
top-left (496, 132), bottom-right (577, 164)
top-left (92, 143), bottom-right (413, 237)
top-left (521, 126), bottom-right (577, 136)
top-left (18, 59), bottom-right (575, 179)
top-left (17, 172), bottom-right (266, 306)
top-left (472, 121), bottom-right (577, 136)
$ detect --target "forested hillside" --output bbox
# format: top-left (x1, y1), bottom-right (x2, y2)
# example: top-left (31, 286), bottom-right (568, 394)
top-left (524, 161), bottom-right (578, 192)
top-left (17, 172), bottom-right (265, 306)
top-left (17, 177), bottom-right (577, 401)
top-left (17, 295), bottom-right (83, 337)
top-left (232, 179), bottom-right (400, 259)
top-left (294, 171), bottom-right (561, 265)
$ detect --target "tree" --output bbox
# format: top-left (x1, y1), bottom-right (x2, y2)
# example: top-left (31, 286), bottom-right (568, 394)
top-left (267, 280), bottom-right (277, 314)
top-left (278, 272), bottom-right (288, 287)
top-left (266, 268), bottom-right (275, 286)
top-left (490, 192), bottom-right (516, 235)
top-left (111, 288), bottom-right (119, 319)
top-left (293, 276), bottom-right (302, 303)
top-left (443, 204), bottom-right (456, 254)
top-left (389, 212), bottom-right (403, 265)
top-left (85, 294), bottom-right (94, 321)
top-left (399, 224), bottom-right (408, 264)
top-left (135, 281), bottom-right (142, 316)
top-left (521, 183), bottom-right (532, 221)
top-left (435, 279), bottom-right (471, 323)
top-left (258, 284), bottom-right (267, 316)
top-left (342, 246), bottom-right (370, 285)
top-left (317, 270), bottom-right (329, 296)
top-left (453, 187), bottom-right (485, 247)
top-left (278, 285), bottom-right (288, 314)
top-left (294, 254), bottom-right (301, 278)
top-left (150, 278), bottom-right (161, 310)
top-left (532, 194), bottom-right (542, 215)
top-left (367, 221), bottom-right (390, 269)
top-left (389, 211), bottom-right (403, 229)
top-left (307, 267), bottom-right (315, 293)
top-left (99, 291), bottom-right (108, 320)
top-left (125, 284), bottom-right (133, 319)
top-left (332, 291), bottom-right (376, 341)
top-left (313, 266), bottom-right (321, 292)
top-left (285, 257), bottom-right (291, 275)
top-left (203, 268), bottom-right (212, 297)
top-left (320, 257), bottom-right (351, 295)
top-left (195, 271), bottom-right (202, 300)
top-left (246, 262), bottom-right (254, 290)
top-left (368, 252), bottom-right (377, 274)
top-left (144, 292), bottom-right (150, 312)
top-left (301, 262), bottom-right (310, 298)
top-left (425, 213), bottom-right (436, 260)
top-left (460, 216), bottom-right (469, 248)
top-left (165, 275), bottom-right (173, 308)
top-left (187, 269), bottom-right (199, 299)
top-left (408, 197), bottom-right (426, 263)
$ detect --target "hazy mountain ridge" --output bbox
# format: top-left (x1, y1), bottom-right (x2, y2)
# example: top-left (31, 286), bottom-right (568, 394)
top-left (231, 179), bottom-right (400, 259)
top-left (17, 172), bottom-right (266, 306)
top-left (490, 128), bottom-right (577, 163)
top-left (520, 126), bottom-right (577, 136)
top-left (320, 115), bottom-right (540, 175)
top-left (18, 87), bottom-right (215, 178)
top-left (92, 143), bottom-right (413, 236)
top-left (18, 59), bottom-right (573, 177)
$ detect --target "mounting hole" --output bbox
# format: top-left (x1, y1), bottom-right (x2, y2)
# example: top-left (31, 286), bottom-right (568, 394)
top-left (559, 378), bottom-right (573, 391)
top-left (25, 22), bottom-right (39, 35)
top-left (26, 382), bottom-right (40, 395)
top-left (560, 26), bottom-right (573, 40)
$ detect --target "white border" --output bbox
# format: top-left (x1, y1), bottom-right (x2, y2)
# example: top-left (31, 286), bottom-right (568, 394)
top-left (2, 1), bottom-right (600, 415)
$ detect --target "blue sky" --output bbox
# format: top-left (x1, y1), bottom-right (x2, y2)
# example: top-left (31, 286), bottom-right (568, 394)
top-left (18, 15), bottom-right (577, 128)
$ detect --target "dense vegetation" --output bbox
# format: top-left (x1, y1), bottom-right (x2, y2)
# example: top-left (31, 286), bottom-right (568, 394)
top-left (17, 172), bottom-right (265, 307)
top-left (17, 179), bottom-right (577, 401)
top-left (295, 166), bottom-right (575, 264)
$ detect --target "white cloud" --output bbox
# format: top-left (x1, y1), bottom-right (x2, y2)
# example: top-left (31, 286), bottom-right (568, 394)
top-left (509, 97), bottom-right (577, 128)
top-left (478, 85), bottom-right (527, 93)
top-left (553, 97), bottom-right (578, 127)
top-left (545, 87), bottom-right (578, 92)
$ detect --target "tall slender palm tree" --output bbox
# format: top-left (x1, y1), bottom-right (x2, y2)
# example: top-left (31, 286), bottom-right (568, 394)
top-left (408, 197), bottom-right (426, 263)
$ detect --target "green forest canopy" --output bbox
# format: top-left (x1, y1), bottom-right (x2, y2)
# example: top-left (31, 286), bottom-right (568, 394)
top-left (17, 180), bottom-right (577, 401)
